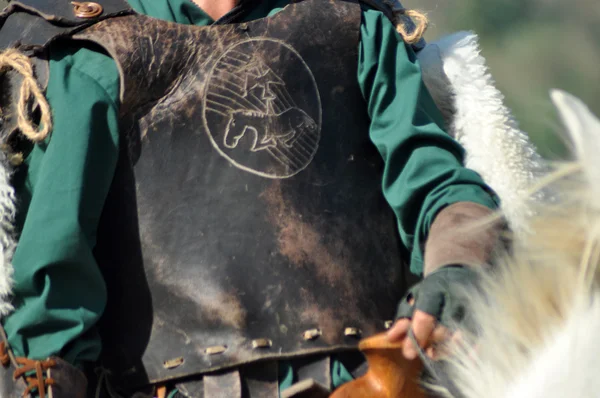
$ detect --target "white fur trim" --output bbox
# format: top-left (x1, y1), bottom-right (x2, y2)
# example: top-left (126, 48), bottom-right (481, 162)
top-left (0, 152), bottom-right (16, 317)
top-left (418, 32), bottom-right (547, 235)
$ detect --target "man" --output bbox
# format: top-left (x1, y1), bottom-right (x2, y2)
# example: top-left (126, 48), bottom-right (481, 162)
top-left (0, 0), bottom-right (500, 396)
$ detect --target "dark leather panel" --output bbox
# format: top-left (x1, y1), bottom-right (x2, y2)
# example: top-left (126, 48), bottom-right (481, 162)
top-left (74, 0), bottom-right (413, 388)
top-left (203, 370), bottom-right (241, 398)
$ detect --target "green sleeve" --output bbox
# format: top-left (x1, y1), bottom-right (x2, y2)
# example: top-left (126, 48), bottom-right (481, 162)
top-left (357, 8), bottom-right (499, 275)
top-left (3, 44), bottom-right (121, 364)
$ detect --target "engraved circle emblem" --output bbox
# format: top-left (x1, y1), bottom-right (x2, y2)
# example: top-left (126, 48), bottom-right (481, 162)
top-left (203, 38), bottom-right (322, 179)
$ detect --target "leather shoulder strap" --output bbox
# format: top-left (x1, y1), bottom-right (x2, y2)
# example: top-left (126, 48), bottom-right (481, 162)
top-left (0, 0), bottom-right (133, 52)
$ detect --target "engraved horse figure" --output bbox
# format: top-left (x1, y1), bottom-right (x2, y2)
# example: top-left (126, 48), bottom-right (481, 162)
top-left (223, 107), bottom-right (317, 152)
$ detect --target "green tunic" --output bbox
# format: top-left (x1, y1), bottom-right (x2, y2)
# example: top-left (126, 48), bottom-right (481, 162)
top-left (2, 0), bottom-right (498, 390)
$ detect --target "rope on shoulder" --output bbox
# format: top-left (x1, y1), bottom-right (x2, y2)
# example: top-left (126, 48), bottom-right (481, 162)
top-left (0, 48), bottom-right (52, 143)
top-left (382, 0), bottom-right (429, 44)
top-left (395, 8), bottom-right (428, 44)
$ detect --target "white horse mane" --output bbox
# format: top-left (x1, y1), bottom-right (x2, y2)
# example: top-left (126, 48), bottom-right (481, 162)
top-left (416, 32), bottom-right (600, 397)
top-left (429, 92), bottom-right (600, 398)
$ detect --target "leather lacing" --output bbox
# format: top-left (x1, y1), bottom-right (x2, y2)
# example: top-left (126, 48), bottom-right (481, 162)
top-left (0, 342), bottom-right (57, 398)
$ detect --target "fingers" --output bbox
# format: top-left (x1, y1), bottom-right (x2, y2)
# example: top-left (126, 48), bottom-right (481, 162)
top-left (427, 325), bottom-right (453, 359)
top-left (386, 318), bottom-right (411, 342)
top-left (387, 313), bottom-right (454, 360)
top-left (403, 310), bottom-right (436, 360)
top-left (431, 324), bottom-right (451, 344)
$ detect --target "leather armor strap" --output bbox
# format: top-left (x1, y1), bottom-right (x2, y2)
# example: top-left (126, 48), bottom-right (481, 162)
top-left (176, 361), bottom-right (279, 397)
top-left (281, 356), bottom-right (332, 398)
top-left (176, 357), bottom-right (334, 397)
top-left (0, 0), bottom-right (133, 51)
top-left (243, 361), bottom-right (279, 397)
top-left (203, 369), bottom-right (242, 398)
top-left (177, 364), bottom-right (279, 397)
top-left (0, 0), bottom-right (423, 53)
top-left (295, 356), bottom-right (331, 390)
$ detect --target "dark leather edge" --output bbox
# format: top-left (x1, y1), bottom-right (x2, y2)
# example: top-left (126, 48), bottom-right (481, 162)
top-left (0, 2), bottom-right (134, 52)
top-left (1, 0), bottom-right (131, 26)
top-left (141, 346), bottom-right (358, 387)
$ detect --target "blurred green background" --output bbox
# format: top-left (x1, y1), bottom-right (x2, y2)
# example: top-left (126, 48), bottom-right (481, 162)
top-left (404, 0), bottom-right (600, 158)
top-left (1, 0), bottom-right (597, 157)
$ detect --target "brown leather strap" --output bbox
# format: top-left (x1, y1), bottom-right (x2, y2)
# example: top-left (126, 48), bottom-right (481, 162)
top-left (156, 385), bottom-right (167, 398)
top-left (12, 358), bottom-right (56, 398)
top-left (203, 369), bottom-right (241, 398)
top-left (424, 202), bottom-right (502, 275)
top-left (0, 342), bottom-right (10, 367)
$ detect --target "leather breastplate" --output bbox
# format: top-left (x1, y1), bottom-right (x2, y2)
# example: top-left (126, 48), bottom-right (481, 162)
top-left (3, 0), bottom-right (416, 388)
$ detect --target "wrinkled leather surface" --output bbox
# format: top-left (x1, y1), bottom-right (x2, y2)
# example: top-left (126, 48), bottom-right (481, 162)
top-left (73, 0), bottom-right (415, 388)
top-left (0, 0), bottom-right (132, 51)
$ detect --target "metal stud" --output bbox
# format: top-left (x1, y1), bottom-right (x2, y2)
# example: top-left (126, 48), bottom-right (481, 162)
top-left (205, 345), bottom-right (227, 355)
top-left (251, 338), bottom-right (273, 349)
top-left (303, 328), bottom-right (322, 341)
top-left (384, 320), bottom-right (394, 329)
top-left (71, 2), bottom-right (103, 18)
top-left (344, 327), bottom-right (362, 338)
top-left (163, 357), bottom-right (184, 370)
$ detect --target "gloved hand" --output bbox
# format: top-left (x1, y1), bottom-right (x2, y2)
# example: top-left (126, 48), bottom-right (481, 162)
top-left (395, 264), bottom-right (479, 328)
top-left (387, 264), bottom-right (480, 360)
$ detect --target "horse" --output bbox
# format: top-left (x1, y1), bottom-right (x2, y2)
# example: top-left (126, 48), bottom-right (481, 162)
top-left (331, 90), bottom-right (600, 398)
top-left (426, 90), bottom-right (600, 398)
top-left (223, 107), bottom-right (317, 152)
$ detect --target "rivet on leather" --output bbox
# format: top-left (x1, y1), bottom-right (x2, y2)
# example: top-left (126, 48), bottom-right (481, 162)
top-left (204, 346), bottom-right (227, 355)
top-left (71, 2), bottom-right (103, 18)
top-left (343, 327), bottom-right (362, 337)
top-left (251, 339), bottom-right (273, 349)
top-left (162, 357), bottom-right (184, 370)
top-left (302, 329), bottom-right (322, 341)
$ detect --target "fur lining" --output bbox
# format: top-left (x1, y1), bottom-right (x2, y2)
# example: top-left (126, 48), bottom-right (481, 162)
top-left (0, 151), bottom-right (16, 317)
top-left (418, 32), bottom-right (547, 235)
